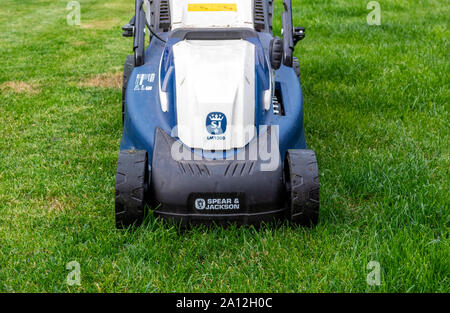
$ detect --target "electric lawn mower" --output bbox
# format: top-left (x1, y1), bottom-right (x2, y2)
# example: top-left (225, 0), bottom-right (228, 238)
top-left (115, 0), bottom-right (319, 228)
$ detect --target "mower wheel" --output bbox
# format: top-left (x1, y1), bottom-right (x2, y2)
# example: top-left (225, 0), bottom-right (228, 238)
top-left (293, 57), bottom-right (301, 81)
top-left (122, 55), bottom-right (134, 125)
top-left (284, 149), bottom-right (319, 226)
top-left (115, 150), bottom-right (148, 229)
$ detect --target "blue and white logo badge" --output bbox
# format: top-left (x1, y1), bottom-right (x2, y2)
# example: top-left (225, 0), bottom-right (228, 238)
top-left (194, 198), bottom-right (206, 210)
top-left (206, 112), bottom-right (227, 135)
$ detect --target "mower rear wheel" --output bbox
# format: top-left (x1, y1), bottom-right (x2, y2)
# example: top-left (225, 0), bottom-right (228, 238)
top-left (122, 55), bottom-right (134, 125)
top-left (115, 150), bottom-right (149, 229)
top-left (284, 149), bottom-right (320, 226)
top-left (293, 57), bottom-right (301, 82)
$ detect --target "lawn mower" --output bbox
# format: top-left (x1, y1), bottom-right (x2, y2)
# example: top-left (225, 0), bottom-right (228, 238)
top-left (115, 0), bottom-right (319, 228)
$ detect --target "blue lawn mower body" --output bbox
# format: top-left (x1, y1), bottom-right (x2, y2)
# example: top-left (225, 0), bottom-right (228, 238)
top-left (115, 0), bottom-right (319, 228)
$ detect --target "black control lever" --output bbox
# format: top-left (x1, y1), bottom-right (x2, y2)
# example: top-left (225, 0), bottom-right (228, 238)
top-left (122, 16), bottom-right (135, 37)
top-left (293, 27), bottom-right (306, 46)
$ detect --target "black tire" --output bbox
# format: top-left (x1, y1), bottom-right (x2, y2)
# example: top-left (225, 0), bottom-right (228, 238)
top-left (270, 37), bottom-right (283, 70)
top-left (122, 55), bottom-right (135, 125)
top-left (293, 57), bottom-right (301, 81)
top-left (284, 149), bottom-right (320, 226)
top-left (115, 150), bottom-right (149, 229)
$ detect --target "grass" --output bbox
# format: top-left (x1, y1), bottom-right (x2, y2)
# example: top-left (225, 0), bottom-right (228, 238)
top-left (0, 0), bottom-right (448, 292)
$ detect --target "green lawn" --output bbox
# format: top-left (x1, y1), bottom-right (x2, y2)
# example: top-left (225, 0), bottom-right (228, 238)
top-left (0, 0), bottom-right (448, 292)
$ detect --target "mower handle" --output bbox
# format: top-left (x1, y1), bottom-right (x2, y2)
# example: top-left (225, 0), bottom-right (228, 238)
top-left (281, 0), bottom-right (306, 67)
top-left (133, 0), bottom-right (146, 66)
top-left (282, 0), bottom-right (294, 67)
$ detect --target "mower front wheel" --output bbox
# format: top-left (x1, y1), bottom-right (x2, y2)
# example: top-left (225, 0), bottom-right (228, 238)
top-left (284, 149), bottom-right (320, 226)
top-left (115, 150), bottom-right (149, 229)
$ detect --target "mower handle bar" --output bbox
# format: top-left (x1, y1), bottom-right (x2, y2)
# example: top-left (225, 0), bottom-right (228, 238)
top-left (125, 0), bottom-right (304, 68)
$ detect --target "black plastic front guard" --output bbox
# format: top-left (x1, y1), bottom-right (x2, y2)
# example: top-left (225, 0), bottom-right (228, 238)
top-left (150, 128), bottom-right (286, 225)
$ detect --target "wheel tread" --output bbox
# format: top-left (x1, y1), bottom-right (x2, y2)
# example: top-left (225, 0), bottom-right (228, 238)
top-left (285, 149), bottom-right (320, 226)
top-left (115, 150), bottom-right (148, 229)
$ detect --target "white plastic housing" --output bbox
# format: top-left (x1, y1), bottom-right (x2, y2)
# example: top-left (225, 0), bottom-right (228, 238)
top-left (173, 39), bottom-right (256, 150)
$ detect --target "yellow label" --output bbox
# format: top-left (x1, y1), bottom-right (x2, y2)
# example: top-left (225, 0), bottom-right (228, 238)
top-left (188, 3), bottom-right (237, 12)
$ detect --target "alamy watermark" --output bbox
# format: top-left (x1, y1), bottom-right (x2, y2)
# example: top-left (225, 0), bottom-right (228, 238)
top-left (66, 1), bottom-right (81, 26)
top-left (66, 261), bottom-right (81, 286)
top-left (170, 125), bottom-right (280, 172)
top-left (367, 1), bottom-right (381, 26)
top-left (366, 261), bottom-right (381, 286)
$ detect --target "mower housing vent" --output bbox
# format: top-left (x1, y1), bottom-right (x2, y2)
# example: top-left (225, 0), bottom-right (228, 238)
top-left (158, 0), bottom-right (171, 31)
top-left (254, 0), bottom-right (266, 31)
